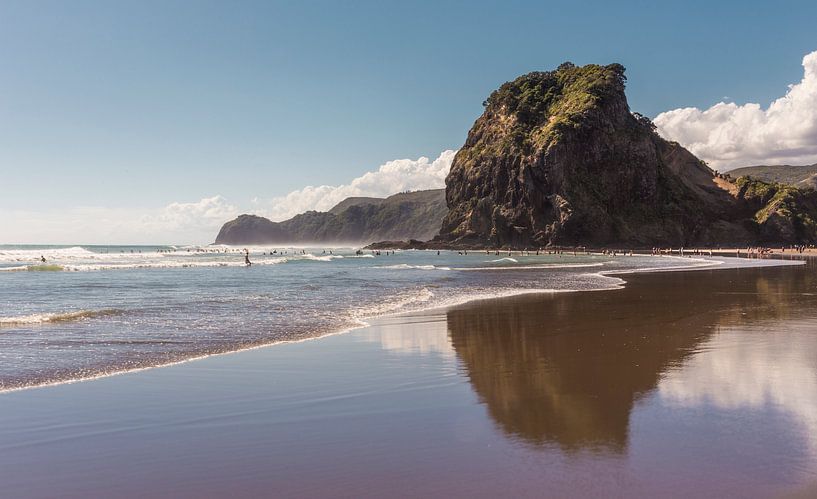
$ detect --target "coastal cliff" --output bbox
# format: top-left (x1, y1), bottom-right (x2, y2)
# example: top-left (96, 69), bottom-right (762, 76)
top-left (215, 189), bottom-right (447, 245)
top-left (428, 63), bottom-right (817, 248)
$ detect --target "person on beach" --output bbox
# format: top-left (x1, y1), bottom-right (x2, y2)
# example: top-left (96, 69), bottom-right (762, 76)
top-left (244, 249), bottom-right (252, 266)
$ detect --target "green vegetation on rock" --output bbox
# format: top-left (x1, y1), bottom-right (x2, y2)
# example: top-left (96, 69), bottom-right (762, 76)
top-left (732, 176), bottom-right (817, 242)
top-left (435, 62), bottom-right (817, 248)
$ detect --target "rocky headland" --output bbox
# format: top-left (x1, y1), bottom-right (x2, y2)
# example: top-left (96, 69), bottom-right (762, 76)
top-left (376, 62), bottom-right (817, 249)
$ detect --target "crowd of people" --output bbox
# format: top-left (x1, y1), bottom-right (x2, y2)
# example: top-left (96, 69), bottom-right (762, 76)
top-left (651, 247), bottom-right (714, 257)
top-left (145, 243), bottom-right (817, 268)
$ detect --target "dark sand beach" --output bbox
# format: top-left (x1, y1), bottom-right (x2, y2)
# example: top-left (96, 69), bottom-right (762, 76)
top-left (1, 262), bottom-right (816, 498)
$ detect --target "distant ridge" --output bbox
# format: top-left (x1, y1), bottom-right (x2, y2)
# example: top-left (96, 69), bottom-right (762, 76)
top-left (728, 164), bottom-right (817, 189)
top-left (328, 197), bottom-right (385, 214)
top-left (215, 189), bottom-right (446, 245)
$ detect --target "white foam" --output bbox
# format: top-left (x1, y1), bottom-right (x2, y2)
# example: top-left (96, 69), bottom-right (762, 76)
top-left (375, 264), bottom-right (451, 271)
top-left (352, 287), bottom-right (436, 319)
top-left (453, 262), bottom-right (606, 271)
top-left (0, 309), bottom-right (119, 326)
top-left (602, 255), bottom-right (805, 276)
top-left (0, 246), bottom-right (96, 262)
top-left (60, 258), bottom-right (290, 272)
top-left (301, 254), bottom-right (344, 262)
top-left (0, 266), bottom-right (32, 272)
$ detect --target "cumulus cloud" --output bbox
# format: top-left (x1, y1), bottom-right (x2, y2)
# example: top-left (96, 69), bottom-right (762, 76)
top-left (256, 150), bottom-right (456, 221)
top-left (140, 195), bottom-right (239, 233)
top-left (655, 50), bottom-right (817, 170)
top-left (0, 196), bottom-right (239, 245)
top-left (0, 150), bottom-right (456, 244)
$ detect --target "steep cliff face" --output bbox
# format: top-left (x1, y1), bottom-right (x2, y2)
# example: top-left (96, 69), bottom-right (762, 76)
top-left (215, 189), bottom-right (447, 245)
top-left (436, 62), bottom-right (812, 247)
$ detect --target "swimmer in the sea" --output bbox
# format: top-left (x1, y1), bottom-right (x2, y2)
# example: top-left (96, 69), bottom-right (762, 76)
top-left (40, 255), bottom-right (46, 263)
top-left (244, 249), bottom-right (252, 266)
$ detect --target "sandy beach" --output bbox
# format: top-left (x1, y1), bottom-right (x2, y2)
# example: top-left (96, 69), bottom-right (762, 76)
top-left (0, 260), bottom-right (816, 498)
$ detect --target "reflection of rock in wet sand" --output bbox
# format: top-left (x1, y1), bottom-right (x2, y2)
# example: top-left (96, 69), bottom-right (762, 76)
top-left (446, 263), bottom-right (816, 452)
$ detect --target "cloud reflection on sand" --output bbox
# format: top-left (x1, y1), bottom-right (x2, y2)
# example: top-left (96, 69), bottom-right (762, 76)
top-left (358, 317), bottom-right (455, 358)
top-left (658, 321), bottom-right (817, 458)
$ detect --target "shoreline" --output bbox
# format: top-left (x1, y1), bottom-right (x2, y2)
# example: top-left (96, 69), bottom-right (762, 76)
top-left (0, 253), bottom-right (804, 396)
top-left (364, 238), bottom-right (817, 253)
top-left (1, 258), bottom-right (815, 497)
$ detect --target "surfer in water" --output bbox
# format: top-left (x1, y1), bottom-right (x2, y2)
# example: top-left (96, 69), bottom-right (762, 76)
top-left (244, 249), bottom-right (252, 266)
top-left (40, 255), bottom-right (46, 263)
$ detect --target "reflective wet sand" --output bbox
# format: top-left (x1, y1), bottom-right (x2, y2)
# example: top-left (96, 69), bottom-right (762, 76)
top-left (1, 262), bottom-right (816, 497)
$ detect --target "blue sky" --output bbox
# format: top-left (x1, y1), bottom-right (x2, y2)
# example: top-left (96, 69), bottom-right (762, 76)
top-left (1, 0), bottom-right (816, 243)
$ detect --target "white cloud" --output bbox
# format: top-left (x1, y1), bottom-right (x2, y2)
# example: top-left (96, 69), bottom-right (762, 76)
top-left (655, 50), bottom-right (817, 170)
top-left (0, 151), bottom-right (456, 244)
top-left (256, 150), bottom-right (456, 221)
top-left (358, 319), bottom-right (455, 358)
top-left (141, 195), bottom-right (239, 234)
top-left (0, 196), bottom-right (239, 245)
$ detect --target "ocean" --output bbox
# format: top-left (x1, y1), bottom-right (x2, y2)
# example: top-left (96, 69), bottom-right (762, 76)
top-left (0, 244), bottom-right (788, 392)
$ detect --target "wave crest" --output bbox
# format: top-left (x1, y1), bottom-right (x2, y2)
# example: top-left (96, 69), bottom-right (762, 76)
top-left (0, 309), bottom-right (123, 327)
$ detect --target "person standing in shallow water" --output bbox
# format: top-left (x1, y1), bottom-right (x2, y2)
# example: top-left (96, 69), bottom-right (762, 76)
top-left (244, 249), bottom-right (252, 266)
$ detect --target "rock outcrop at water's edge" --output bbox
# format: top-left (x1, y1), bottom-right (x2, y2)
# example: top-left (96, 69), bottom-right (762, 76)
top-left (372, 62), bottom-right (817, 249)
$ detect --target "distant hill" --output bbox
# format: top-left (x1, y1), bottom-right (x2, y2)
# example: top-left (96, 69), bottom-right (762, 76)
top-left (327, 196), bottom-right (385, 214)
top-left (215, 189), bottom-right (447, 245)
top-left (729, 164), bottom-right (817, 188)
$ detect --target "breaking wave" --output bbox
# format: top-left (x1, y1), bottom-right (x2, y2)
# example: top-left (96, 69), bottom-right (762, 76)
top-left (0, 309), bottom-right (123, 327)
top-left (375, 264), bottom-right (451, 271)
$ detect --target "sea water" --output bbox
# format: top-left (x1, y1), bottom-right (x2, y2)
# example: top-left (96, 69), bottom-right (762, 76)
top-left (0, 244), bottom-right (784, 391)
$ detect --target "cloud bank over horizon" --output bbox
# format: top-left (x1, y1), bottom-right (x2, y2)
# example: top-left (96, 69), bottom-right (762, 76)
top-left (254, 150), bottom-right (456, 222)
top-left (655, 49), bottom-right (817, 171)
top-left (0, 151), bottom-right (456, 245)
top-left (0, 196), bottom-right (241, 246)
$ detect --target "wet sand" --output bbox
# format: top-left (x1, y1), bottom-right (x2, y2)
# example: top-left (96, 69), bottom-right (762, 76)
top-left (711, 248), bottom-right (817, 257)
top-left (1, 262), bottom-right (816, 497)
